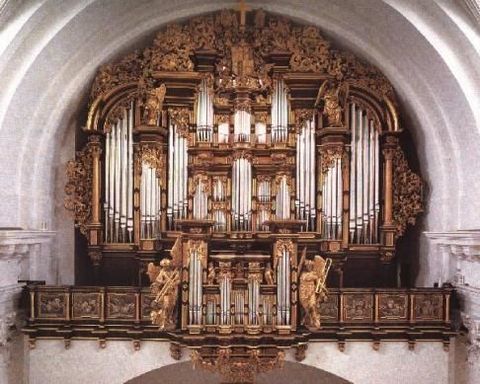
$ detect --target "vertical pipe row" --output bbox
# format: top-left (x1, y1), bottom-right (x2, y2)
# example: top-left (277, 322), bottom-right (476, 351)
top-left (348, 104), bottom-right (380, 243)
top-left (196, 80), bottom-right (213, 142)
top-left (104, 105), bottom-right (134, 243)
top-left (231, 158), bottom-right (252, 230)
top-left (271, 79), bottom-right (288, 143)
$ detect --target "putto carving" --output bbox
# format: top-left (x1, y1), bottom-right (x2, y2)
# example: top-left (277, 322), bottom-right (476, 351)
top-left (141, 84), bottom-right (166, 126)
top-left (321, 82), bottom-right (346, 127)
top-left (392, 147), bottom-right (423, 236)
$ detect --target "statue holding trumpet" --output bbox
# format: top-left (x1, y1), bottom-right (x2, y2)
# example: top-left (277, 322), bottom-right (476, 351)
top-left (147, 258), bottom-right (181, 330)
top-left (298, 248), bottom-right (332, 329)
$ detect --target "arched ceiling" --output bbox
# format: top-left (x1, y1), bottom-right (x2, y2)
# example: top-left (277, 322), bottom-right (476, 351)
top-left (0, 0), bottom-right (479, 277)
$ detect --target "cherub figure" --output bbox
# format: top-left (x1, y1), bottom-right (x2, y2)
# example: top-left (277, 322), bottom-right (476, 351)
top-left (264, 262), bottom-right (275, 285)
top-left (143, 84), bottom-right (166, 126)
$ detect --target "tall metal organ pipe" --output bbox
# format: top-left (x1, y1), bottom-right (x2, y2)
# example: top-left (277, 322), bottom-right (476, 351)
top-left (195, 79), bottom-right (213, 142)
top-left (271, 79), bottom-right (289, 143)
top-left (348, 103), bottom-right (380, 243)
top-left (295, 116), bottom-right (316, 230)
top-left (104, 102), bottom-right (134, 243)
top-left (167, 121), bottom-right (188, 229)
top-left (231, 157), bottom-right (252, 231)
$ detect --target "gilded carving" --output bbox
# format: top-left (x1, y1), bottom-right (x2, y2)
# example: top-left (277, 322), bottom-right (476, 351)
top-left (320, 145), bottom-right (344, 174)
top-left (392, 147), bottom-right (423, 236)
top-left (135, 144), bottom-right (164, 177)
top-left (318, 294), bottom-right (339, 321)
top-left (322, 83), bottom-right (345, 127)
top-left (65, 145), bottom-right (94, 236)
top-left (298, 255), bottom-right (331, 329)
top-left (169, 107), bottom-right (190, 137)
top-left (191, 348), bottom-right (285, 384)
top-left (147, 259), bottom-right (181, 330)
top-left (294, 109), bottom-right (314, 132)
top-left (141, 84), bottom-right (166, 126)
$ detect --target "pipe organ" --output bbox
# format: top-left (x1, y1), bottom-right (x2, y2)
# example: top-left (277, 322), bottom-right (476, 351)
top-left (67, 8), bottom-right (424, 341)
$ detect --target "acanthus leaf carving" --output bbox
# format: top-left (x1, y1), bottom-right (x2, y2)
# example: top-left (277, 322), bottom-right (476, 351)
top-left (392, 146), bottom-right (423, 236)
top-left (64, 145), bottom-right (94, 236)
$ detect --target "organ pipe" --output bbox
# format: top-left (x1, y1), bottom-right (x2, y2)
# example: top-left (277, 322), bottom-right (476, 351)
top-left (271, 79), bottom-right (289, 143)
top-left (167, 121), bottom-right (188, 229)
top-left (231, 157), bottom-right (252, 231)
top-left (104, 104), bottom-right (134, 243)
top-left (195, 79), bottom-right (213, 142)
top-left (348, 103), bottom-right (380, 243)
top-left (276, 247), bottom-right (291, 326)
top-left (295, 116), bottom-right (316, 230)
top-left (234, 110), bottom-right (251, 143)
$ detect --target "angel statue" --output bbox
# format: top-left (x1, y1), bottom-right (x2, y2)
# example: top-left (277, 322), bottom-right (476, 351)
top-left (321, 82), bottom-right (346, 127)
top-left (147, 258), bottom-right (180, 330)
top-left (143, 84), bottom-right (166, 126)
top-left (298, 250), bottom-right (332, 329)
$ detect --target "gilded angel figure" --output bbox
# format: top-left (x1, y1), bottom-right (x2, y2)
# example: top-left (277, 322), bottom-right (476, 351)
top-left (143, 84), bottom-right (166, 126)
top-left (147, 258), bottom-right (180, 330)
top-left (298, 252), bottom-right (331, 329)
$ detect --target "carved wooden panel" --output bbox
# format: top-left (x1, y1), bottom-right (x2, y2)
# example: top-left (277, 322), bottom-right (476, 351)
top-left (141, 293), bottom-right (156, 320)
top-left (318, 294), bottom-right (339, 322)
top-left (72, 292), bottom-right (101, 320)
top-left (414, 294), bottom-right (444, 321)
top-left (343, 293), bottom-right (374, 322)
top-left (106, 293), bottom-right (136, 319)
top-left (377, 294), bottom-right (408, 321)
top-left (37, 292), bottom-right (68, 320)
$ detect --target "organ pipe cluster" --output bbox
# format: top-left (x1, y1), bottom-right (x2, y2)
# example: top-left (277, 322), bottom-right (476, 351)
top-left (349, 103), bottom-right (380, 243)
top-left (104, 104), bottom-right (134, 243)
top-left (167, 122), bottom-right (188, 229)
top-left (322, 158), bottom-right (343, 239)
top-left (295, 117), bottom-right (316, 230)
top-left (188, 250), bottom-right (203, 325)
top-left (276, 248), bottom-right (291, 325)
top-left (231, 157), bottom-right (252, 231)
top-left (271, 79), bottom-right (289, 143)
top-left (195, 79), bottom-right (213, 142)
top-left (140, 163), bottom-right (161, 238)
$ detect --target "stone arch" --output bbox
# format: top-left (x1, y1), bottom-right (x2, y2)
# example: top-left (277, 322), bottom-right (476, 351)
top-left (124, 360), bottom-right (353, 384)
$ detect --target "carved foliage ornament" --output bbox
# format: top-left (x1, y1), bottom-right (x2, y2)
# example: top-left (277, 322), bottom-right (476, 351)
top-left (135, 144), bottom-right (164, 177)
top-left (191, 348), bottom-right (285, 384)
top-left (169, 108), bottom-right (190, 138)
top-left (320, 145), bottom-right (344, 174)
top-left (89, 10), bottom-right (395, 103)
top-left (392, 147), bottom-right (423, 236)
top-left (65, 144), bottom-right (95, 236)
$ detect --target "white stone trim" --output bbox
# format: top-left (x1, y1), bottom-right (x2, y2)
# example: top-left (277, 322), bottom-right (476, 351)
top-left (425, 230), bottom-right (480, 362)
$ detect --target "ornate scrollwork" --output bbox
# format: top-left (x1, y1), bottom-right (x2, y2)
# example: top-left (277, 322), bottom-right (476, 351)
top-left (294, 109), bottom-right (314, 132)
top-left (168, 107), bottom-right (190, 137)
top-left (320, 145), bottom-right (344, 174)
top-left (392, 147), bottom-right (423, 236)
top-left (189, 173), bottom-right (211, 195)
top-left (135, 144), bottom-right (164, 177)
top-left (191, 348), bottom-right (285, 384)
top-left (65, 144), bottom-right (94, 236)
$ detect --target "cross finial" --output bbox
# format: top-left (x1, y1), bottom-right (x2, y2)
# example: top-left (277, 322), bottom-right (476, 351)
top-left (236, 0), bottom-right (251, 27)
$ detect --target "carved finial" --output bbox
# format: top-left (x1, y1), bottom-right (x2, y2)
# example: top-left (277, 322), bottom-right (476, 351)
top-left (236, 0), bottom-right (251, 27)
